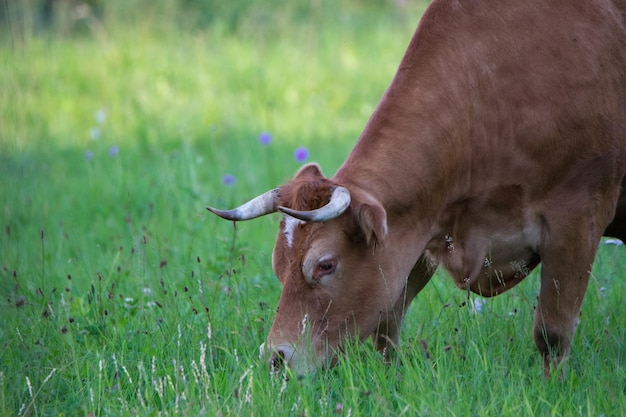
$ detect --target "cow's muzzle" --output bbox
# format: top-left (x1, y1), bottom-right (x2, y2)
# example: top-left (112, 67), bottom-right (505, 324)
top-left (260, 342), bottom-right (313, 376)
top-left (260, 342), bottom-right (295, 372)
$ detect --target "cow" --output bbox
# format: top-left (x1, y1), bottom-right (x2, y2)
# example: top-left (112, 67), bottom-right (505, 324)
top-left (207, 0), bottom-right (626, 377)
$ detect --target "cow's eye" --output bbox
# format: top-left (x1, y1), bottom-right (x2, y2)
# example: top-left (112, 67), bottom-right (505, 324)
top-left (319, 261), bottom-right (334, 272)
top-left (313, 256), bottom-right (338, 280)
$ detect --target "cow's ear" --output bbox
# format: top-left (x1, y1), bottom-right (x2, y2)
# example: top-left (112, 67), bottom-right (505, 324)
top-left (295, 163), bottom-right (325, 180)
top-left (353, 200), bottom-right (388, 248)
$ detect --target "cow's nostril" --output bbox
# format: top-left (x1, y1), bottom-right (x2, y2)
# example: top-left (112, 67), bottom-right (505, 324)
top-left (270, 350), bottom-right (286, 372)
top-left (268, 345), bottom-right (296, 374)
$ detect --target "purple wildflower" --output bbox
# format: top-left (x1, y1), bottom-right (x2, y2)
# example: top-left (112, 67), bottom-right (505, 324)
top-left (294, 147), bottom-right (309, 163)
top-left (85, 150), bottom-right (93, 161)
top-left (222, 174), bottom-right (236, 187)
top-left (109, 145), bottom-right (119, 157)
top-left (258, 132), bottom-right (272, 145)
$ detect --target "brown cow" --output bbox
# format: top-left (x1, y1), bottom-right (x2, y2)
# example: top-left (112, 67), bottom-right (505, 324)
top-left (208, 0), bottom-right (626, 377)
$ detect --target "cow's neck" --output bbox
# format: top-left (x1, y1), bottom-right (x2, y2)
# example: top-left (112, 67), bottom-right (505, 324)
top-left (334, 92), bottom-right (467, 229)
top-left (334, 22), bottom-right (472, 223)
top-left (332, 12), bottom-right (481, 262)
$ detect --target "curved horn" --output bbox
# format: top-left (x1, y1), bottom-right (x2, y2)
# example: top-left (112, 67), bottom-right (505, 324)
top-left (207, 188), bottom-right (280, 221)
top-left (278, 186), bottom-right (351, 222)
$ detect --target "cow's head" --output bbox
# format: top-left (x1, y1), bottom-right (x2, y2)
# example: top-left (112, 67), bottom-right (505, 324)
top-left (208, 163), bottom-right (399, 374)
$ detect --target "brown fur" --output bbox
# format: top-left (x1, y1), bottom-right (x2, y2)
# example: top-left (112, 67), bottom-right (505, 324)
top-left (280, 164), bottom-right (334, 211)
top-left (258, 0), bottom-right (626, 377)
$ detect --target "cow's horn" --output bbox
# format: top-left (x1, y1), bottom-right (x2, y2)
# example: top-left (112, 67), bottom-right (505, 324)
top-left (207, 188), bottom-right (280, 221)
top-left (278, 186), bottom-right (351, 222)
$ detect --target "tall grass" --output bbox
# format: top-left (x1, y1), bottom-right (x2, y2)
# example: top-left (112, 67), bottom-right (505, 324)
top-left (1, 1), bottom-right (625, 416)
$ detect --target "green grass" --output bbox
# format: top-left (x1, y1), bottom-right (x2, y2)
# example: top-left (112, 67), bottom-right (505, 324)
top-left (1, 2), bottom-right (625, 416)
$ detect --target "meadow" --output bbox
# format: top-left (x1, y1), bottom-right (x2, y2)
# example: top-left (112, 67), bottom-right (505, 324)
top-left (1, 1), bottom-right (625, 415)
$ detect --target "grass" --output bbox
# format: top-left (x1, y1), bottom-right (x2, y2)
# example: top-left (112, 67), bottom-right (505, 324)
top-left (1, 1), bottom-right (625, 416)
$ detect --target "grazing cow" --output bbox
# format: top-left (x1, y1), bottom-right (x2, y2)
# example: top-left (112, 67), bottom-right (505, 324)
top-left (208, 0), bottom-right (626, 377)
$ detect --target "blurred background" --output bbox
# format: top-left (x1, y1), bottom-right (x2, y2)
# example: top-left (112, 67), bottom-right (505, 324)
top-left (0, 0), bottom-right (428, 209)
top-left (0, 0), bottom-right (428, 169)
top-left (1, 0), bottom-right (422, 39)
top-left (1, 0), bottom-right (421, 37)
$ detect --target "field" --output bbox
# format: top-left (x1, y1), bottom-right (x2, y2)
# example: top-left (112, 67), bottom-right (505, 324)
top-left (1, 1), bottom-right (625, 415)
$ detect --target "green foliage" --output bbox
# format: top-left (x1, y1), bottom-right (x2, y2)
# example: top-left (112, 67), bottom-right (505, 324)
top-left (1, 1), bottom-right (625, 416)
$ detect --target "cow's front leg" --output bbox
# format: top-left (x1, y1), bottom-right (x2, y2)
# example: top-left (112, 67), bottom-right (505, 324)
top-left (374, 257), bottom-right (434, 358)
top-left (533, 226), bottom-right (598, 378)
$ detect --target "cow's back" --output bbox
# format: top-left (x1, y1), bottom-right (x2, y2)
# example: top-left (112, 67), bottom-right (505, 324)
top-left (339, 0), bottom-right (626, 208)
